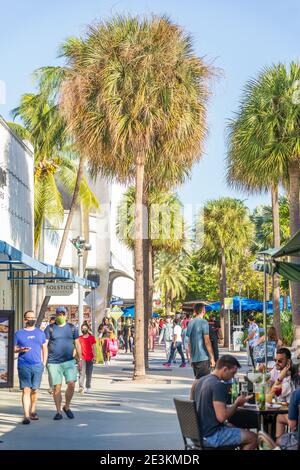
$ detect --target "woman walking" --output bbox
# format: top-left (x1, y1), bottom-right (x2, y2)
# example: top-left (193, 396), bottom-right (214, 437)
top-left (148, 320), bottom-right (158, 352)
top-left (79, 324), bottom-right (96, 393)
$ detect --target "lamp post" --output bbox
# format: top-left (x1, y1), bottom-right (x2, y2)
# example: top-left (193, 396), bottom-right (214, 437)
top-left (70, 236), bottom-right (92, 330)
top-left (238, 281), bottom-right (242, 326)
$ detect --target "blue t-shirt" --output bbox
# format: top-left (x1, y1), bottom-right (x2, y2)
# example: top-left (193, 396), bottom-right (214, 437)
top-left (186, 317), bottom-right (209, 362)
top-left (288, 388), bottom-right (300, 421)
top-left (44, 323), bottom-right (79, 364)
top-left (14, 328), bottom-right (46, 367)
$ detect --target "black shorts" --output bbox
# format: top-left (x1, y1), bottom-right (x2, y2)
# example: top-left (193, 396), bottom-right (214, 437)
top-left (191, 360), bottom-right (210, 379)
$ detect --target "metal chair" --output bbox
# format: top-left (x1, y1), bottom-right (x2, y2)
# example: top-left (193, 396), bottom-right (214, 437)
top-left (173, 398), bottom-right (238, 450)
top-left (298, 405), bottom-right (300, 450)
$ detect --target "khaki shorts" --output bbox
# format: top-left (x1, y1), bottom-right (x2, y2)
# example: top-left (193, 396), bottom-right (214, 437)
top-left (47, 359), bottom-right (78, 386)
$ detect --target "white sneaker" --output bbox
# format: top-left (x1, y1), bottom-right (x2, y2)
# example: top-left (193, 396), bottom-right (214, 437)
top-left (85, 388), bottom-right (92, 394)
top-left (79, 387), bottom-right (84, 394)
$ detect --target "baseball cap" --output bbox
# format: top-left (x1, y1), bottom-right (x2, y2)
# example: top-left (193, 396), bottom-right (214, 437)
top-left (56, 306), bottom-right (67, 315)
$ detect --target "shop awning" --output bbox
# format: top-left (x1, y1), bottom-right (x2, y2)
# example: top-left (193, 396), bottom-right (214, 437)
top-left (0, 240), bottom-right (98, 288)
top-left (260, 228), bottom-right (300, 259)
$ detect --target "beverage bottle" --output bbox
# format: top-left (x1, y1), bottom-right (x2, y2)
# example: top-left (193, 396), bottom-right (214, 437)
top-left (259, 383), bottom-right (265, 411)
top-left (231, 378), bottom-right (239, 404)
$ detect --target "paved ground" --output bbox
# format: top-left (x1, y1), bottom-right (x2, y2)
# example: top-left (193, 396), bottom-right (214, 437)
top-left (0, 346), bottom-right (248, 450)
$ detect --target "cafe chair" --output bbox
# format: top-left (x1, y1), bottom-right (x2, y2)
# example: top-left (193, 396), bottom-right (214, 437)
top-left (257, 431), bottom-right (280, 450)
top-left (297, 405), bottom-right (300, 450)
top-left (173, 398), bottom-right (238, 450)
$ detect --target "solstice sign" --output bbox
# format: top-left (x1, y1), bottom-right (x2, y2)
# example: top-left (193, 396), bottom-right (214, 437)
top-left (45, 283), bottom-right (74, 296)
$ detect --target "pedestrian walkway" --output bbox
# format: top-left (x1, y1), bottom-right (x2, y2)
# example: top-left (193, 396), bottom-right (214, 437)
top-left (0, 346), bottom-right (247, 450)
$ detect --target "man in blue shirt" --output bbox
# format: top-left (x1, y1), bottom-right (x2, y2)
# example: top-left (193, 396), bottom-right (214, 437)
top-left (14, 310), bottom-right (47, 424)
top-left (45, 307), bottom-right (82, 421)
top-left (186, 303), bottom-right (215, 379)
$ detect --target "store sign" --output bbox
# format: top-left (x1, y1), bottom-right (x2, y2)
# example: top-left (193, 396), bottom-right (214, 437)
top-left (45, 283), bottom-right (74, 296)
top-left (0, 310), bottom-right (14, 388)
top-left (224, 297), bottom-right (234, 310)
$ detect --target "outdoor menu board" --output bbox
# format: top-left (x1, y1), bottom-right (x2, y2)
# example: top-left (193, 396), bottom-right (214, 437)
top-left (0, 310), bottom-right (14, 388)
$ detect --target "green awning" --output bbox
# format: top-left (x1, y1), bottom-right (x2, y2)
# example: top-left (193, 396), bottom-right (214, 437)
top-left (275, 261), bottom-right (300, 282)
top-left (260, 228), bottom-right (300, 259)
top-left (253, 259), bottom-right (300, 282)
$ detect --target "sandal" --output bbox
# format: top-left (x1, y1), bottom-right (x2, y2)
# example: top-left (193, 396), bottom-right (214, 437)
top-left (30, 413), bottom-right (39, 420)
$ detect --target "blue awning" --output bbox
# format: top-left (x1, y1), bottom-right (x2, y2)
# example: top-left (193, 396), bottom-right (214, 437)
top-left (0, 240), bottom-right (98, 288)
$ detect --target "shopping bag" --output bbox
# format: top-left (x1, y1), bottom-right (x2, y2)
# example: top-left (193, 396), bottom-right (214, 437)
top-left (95, 338), bottom-right (104, 364)
top-left (108, 338), bottom-right (119, 357)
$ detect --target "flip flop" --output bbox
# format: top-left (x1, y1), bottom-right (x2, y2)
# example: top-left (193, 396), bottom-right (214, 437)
top-left (30, 413), bottom-right (39, 420)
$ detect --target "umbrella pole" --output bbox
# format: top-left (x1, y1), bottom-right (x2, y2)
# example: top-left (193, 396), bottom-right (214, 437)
top-left (263, 255), bottom-right (267, 372)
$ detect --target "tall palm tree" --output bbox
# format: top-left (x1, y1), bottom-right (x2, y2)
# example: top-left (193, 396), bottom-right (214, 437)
top-left (59, 16), bottom-right (213, 379)
top-left (197, 198), bottom-right (254, 346)
top-left (154, 251), bottom-right (191, 314)
top-left (116, 186), bottom-right (186, 366)
top-left (226, 63), bottom-right (300, 339)
top-left (9, 74), bottom-right (99, 322)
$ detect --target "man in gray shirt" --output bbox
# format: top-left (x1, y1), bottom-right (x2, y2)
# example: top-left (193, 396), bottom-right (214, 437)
top-left (191, 355), bottom-right (257, 449)
top-left (186, 303), bottom-right (215, 378)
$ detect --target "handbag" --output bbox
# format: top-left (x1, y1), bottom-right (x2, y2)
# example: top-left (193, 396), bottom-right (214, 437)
top-left (278, 432), bottom-right (298, 450)
top-left (107, 338), bottom-right (119, 357)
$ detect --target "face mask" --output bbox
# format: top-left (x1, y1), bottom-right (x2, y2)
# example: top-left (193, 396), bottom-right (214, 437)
top-left (26, 320), bottom-right (35, 327)
top-left (82, 328), bottom-right (88, 334)
top-left (56, 316), bottom-right (66, 325)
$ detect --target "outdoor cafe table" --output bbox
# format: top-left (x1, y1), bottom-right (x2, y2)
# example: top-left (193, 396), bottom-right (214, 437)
top-left (228, 404), bottom-right (289, 440)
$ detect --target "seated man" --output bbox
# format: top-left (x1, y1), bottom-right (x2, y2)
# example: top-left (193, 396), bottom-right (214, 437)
top-left (270, 348), bottom-right (294, 404)
top-left (192, 354), bottom-right (257, 450)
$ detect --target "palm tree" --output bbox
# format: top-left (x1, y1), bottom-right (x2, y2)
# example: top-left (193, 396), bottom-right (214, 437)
top-left (226, 63), bottom-right (300, 339)
top-left (9, 74), bottom-right (99, 321)
top-left (154, 251), bottom-right (191, 314)
top-left (59, 16), bottom-right (213, 379)
top-left (251, 196), bottom-right (290, 251)
top-left (116, 186), bottom-right (186, 366)
top-left (197, 198), bottom-right (254, 346)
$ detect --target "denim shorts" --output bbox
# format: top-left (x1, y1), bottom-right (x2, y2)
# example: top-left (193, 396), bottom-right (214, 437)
top-left (47, 359), bottom-right (78, 386)
top-left (18, 363), bottom-right (44, 390)
top-left (203, 426), bottom-right (242, 448)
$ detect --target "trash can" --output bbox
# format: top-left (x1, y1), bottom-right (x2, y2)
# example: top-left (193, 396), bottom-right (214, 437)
top-left (233, 327), bottom-right (243, 352)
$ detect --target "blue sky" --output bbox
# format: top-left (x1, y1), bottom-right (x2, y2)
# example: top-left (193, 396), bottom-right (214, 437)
top-left (1, 0), bottom-right (299, 211)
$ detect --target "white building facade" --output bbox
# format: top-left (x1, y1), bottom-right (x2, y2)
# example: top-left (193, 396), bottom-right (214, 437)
top-left (0, 116), bottom-right (34, 329)
top-left (42, 176), bottom-right (134, 326)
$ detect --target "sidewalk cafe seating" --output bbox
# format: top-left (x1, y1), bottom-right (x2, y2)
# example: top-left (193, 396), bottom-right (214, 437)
top-left (173, 398), bottom-right (239, 450)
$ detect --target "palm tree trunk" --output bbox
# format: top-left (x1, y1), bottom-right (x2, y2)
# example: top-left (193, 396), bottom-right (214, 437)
top-left (288, 161), bottom-right (300, 342)
top-left (271, 185), bottom-right (281, 338)
top-left (142, 194), bottom-right (149, 369)
top-left (166, 291), bottom-right (172, 315)
top-left (220, 249), bottom-right (228, 347)
top-left (133, 156), bottom-right (146, 380)
top-left (145, 241), bottom-right (154, 368)
top-left (36, 156), bottom-right (85, 326)
top-left (149, 244), bottom-right (154, 322)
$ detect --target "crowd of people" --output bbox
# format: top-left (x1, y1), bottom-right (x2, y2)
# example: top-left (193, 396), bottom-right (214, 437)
top-left (13, 303), bottom-right (300, 450)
